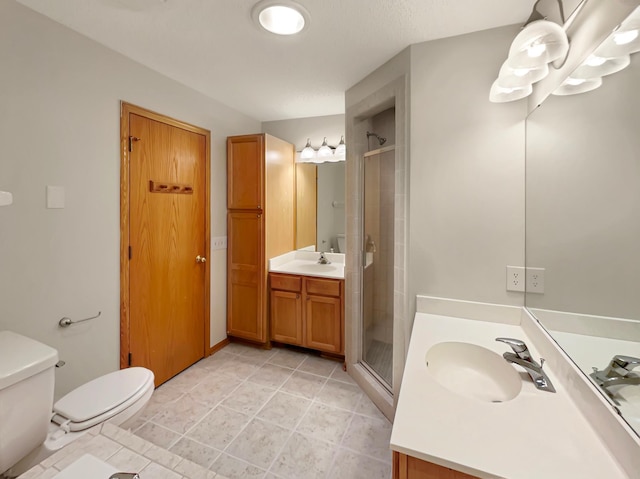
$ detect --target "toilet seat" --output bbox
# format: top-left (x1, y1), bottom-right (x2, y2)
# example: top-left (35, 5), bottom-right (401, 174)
top-left (51, 367), bottom-right (154, 432)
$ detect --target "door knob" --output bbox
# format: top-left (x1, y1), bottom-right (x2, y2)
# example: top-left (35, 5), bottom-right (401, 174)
top-left (196, 255), bottom-right (207, 263)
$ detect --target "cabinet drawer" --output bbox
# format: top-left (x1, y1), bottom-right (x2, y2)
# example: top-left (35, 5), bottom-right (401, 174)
top-left (270, 274), bottom-right (302, 292)
top-left (306, 278), bottom-right (341, 297)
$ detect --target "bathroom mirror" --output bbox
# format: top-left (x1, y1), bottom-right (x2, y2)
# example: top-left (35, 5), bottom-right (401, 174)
top-left (525, 38), bottom-right (640, 434)
top-left (295, 162), bottom-right (346, 253)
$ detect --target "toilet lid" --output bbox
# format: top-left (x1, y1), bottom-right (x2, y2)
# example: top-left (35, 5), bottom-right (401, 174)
top-left (53, 367), bottom-right (153, 423)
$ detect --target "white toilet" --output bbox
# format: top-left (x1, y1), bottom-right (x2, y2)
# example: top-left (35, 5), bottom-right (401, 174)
top-left (336, 234), bottom-right (346, 253)
top-left (0, 331), bottom-right (154, 477)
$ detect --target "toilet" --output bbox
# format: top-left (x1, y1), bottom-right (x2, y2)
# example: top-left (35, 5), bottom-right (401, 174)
top-left (336, 234), bottom-right (346, 253)
top-left (0, 331), bottom-right (154, 477)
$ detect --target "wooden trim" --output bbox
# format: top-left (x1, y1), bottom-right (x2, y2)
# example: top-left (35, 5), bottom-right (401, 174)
top-left (209, 337), bottom-right (230, 356)
top-left (120, 101), bottom-right (212, 368)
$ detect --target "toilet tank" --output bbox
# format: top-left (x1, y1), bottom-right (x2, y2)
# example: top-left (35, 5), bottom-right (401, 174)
top-left (0, 331), bottom-right (58, 474)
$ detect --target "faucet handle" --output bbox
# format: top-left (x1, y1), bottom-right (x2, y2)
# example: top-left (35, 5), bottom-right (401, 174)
top-left (611, 355), bottom-right (640, 376)
top-left (496, 337), bottom-right (532, 361)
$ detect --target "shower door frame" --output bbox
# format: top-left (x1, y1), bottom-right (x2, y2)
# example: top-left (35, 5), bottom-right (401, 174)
top-left (344, 75), bottom-right (409, 420)
top-left (360, 145), bottom-right (397, 393)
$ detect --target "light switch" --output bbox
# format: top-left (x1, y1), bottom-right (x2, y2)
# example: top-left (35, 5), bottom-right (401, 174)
top-left (0, 191), bottom-right (12, 206)
top-left (47, 186), bottom-right (65, 209)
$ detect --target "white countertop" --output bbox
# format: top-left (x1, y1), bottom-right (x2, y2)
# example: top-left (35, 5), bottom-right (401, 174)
top-left (390, 311), bottom-right (629, 479)
top-left (268, 250), bottom-right (345, 280)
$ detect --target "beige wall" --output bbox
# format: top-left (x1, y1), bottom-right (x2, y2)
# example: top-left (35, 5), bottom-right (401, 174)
top-left (407, 25), bottom-right (527, 315)
top-left (0, 1), bottom-right (260, 398)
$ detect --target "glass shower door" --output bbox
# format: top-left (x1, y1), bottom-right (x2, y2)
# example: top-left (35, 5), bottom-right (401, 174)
top-left (361, 148), bottom-right (395, 389)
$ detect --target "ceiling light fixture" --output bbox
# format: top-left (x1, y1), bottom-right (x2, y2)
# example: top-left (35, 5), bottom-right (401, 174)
top-left (252, 0), bottom-right (309, 36)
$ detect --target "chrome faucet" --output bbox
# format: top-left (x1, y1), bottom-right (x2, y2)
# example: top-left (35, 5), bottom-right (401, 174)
top-left (590, 355), bottom-right (640, 395)
top-left (496, 338), bottom-right (556, 393)
top-left (317, 252), bottom-right (331, 264)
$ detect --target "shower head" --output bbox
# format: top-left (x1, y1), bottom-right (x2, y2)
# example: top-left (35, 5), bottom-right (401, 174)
top-left (366, 131), bottom-right (387, 146)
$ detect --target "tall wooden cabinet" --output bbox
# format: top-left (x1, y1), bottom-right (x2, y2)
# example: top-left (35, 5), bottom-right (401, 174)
top-left (227, 134), bottom-right (295, 344)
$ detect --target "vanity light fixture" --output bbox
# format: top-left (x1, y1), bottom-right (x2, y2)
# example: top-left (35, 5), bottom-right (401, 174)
top-left (490, 0), bottom-right (570, 103)
top-left (551, 5), bottom-right (640, 96)
top-left (252, 0), bottom-right (309, 36)
top-left (296, 136), bottom-right (346, 163)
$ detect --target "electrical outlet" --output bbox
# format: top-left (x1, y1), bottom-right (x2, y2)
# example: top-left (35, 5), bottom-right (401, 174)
top-left (526, 267), bottom-right (545, 294)
top-left (506, 266), bottom-right (525, 292)
top-left (212, 236), bottom-right (227, 250)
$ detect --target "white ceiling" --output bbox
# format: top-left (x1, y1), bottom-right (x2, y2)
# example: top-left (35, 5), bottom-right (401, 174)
top-left (16, 0), bottom-right (536, 121)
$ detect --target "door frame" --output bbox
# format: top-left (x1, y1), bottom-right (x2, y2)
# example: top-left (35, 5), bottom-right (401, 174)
top-left (119, 101), bottom-right (211, 369)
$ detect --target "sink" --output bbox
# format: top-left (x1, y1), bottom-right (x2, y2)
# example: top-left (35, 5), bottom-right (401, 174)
top-left (425, 342), bottom-right (522, 403)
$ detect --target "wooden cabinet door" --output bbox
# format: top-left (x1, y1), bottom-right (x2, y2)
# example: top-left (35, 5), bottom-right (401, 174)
top-left (270, 290), bottom-right (303, 345)
top-left (394, 452), bottom-right (480, 479)
top-left (227, 134), bottom-right (264, 210)
top-left (227, 211), bottom-right (265, 342)
top-left (305, 294), bottom-right (342, 353)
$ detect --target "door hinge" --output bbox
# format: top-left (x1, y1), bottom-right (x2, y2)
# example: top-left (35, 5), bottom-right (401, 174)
top-left (128, 245), bottom-right (132, 260)
top-left (128, 136), bottom-right (140, 152)
top-left (128, 352), bottom-right (132, 367)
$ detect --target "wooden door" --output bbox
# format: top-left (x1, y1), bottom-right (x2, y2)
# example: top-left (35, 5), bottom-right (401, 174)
top-left (305, 294), bottom-right (342, 353)
top-left (227, 211), bottom-right (265, 342)
top-left (270, 290), bottom-right (303, 345)
top-left (228, 135), bottom-right (264, 210)
top-left (122, 104), bottom-right (210, 386)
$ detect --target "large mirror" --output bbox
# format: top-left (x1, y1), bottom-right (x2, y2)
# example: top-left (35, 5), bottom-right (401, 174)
top-left (525, 22), bottom-right (640, 434)
top-left (295, 162), bottom-right (346, 253)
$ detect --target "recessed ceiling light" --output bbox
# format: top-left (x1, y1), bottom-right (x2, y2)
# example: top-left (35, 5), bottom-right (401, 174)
top-left (252, 1), bottom-right (309, 36)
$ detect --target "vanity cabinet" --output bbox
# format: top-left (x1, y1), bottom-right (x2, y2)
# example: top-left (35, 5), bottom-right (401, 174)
top-left (269, 273), bottom-right (344, 355)
top-left (393, 452), bottom-right (480, 479)
top-left (227, 134), bottom-right (295, 344)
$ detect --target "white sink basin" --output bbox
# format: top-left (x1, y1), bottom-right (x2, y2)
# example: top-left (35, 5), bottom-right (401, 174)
top-left (425, 342), bottom-right (522, 403)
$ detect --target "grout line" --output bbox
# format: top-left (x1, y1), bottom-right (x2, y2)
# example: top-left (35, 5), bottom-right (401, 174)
top-left (128, 344), bottom-right (391, 479)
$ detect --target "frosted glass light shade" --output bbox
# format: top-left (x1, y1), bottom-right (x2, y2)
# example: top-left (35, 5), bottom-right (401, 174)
top-left (571, 55), bottom-right (630, 80)
top-left (497, 61), bottom-right (548, 88)
top-left (507, 20), bottom-right (569, 69)
top-left (489, 79), bottom-right (532, 103)
top-left (317, 137), bottom-right (333, 158)
top-left (552, 77), bottom-right (602, 96)
top-left (333, 136), bottom-right (346, 161)
top-left (300, 138), bottom-right (316, 160)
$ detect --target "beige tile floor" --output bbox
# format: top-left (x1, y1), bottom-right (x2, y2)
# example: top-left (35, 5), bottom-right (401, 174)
top-left (123, 343), bottom-right (393, 479)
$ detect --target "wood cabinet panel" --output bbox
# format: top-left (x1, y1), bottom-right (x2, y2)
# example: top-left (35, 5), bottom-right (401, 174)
top-left (394, 452), bottom-right (481, 479)
top-left (226, 134), bottom-right (294, 345)
top-left (227, 212), bottom-right (264, 342)
top-left (269, 273), bottom-right (344, 355)
top-left (270, 274), bottom-right (302, 293)
top-left (227, 135), bottom-right (264, 210)
top-left (305, 294), bottom-right (342, 353)
top-left (270, 290), bottom-right (303, 345)
top-left (306, 277), bottom-right (341, 297)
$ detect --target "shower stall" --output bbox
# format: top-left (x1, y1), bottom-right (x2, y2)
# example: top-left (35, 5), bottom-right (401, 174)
top-left (361, 146), bottom-right (395, 388)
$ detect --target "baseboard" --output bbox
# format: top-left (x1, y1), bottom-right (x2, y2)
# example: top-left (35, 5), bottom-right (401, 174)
top-left (208, 337), bottom-right (230, 356)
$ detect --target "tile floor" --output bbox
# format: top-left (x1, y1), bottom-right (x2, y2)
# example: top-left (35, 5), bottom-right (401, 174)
top-left (123, 343), bottom-right (393, 479)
